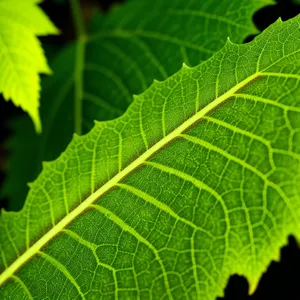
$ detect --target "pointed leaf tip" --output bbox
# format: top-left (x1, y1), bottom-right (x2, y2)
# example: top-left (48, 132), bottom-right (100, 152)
top-left (0, 0), bottom-right (56, 133)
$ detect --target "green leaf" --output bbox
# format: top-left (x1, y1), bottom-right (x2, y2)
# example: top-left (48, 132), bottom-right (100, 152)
top-left (1, 15), bottom-right (300, 299)
top-left (1, 0), bottom-right (270, 210)
top-left (0, 0), bottom-right (58, 132)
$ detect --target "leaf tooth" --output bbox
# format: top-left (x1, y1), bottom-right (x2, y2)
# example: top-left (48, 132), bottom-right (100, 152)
top-left (132, 94), bottom-right (139, 101)
top-left (225, 37), bottom-right (238, 50)
top-left (72, 132), bottom-right (81, 141)
top-left (153, 78), bottom-right (161, 84)
top-left (182, 62), bottom-right (191, 69)
top-left (93, 120), bottom-right (105, 126)
top-left (27, 182), bottom-right (34, 189)
top-left (223, 37), bottom-right (237, 51)
top-left (42, 161), bottom-right (50, 168)
top-left (226, 36), bottom-right (233, 45)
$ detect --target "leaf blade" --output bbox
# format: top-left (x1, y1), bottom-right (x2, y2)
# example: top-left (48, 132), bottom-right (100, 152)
top-left (1, 0), bottom-right (270, 209)
top-left (1, 15), bottom-right (300, 299)
top-left (0, 0), bottom-right (58, 132)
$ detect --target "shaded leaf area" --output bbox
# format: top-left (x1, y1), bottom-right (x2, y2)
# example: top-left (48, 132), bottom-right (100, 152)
top-left (0, 16), bottom-right (300, 299)
top-left (0, 0), bottom-right (269, 210)
top-left (0, 0), bottom-right (58, 132)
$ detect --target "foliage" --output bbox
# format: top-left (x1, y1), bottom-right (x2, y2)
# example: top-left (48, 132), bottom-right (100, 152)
top-left (1, 0), bottom-right (269, 210)
top-left (0, 0), bottom-right (58, 132)
top-left (1, 0), bottom-right (300, 299)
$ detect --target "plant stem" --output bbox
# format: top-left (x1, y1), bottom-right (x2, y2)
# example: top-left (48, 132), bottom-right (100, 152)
top-left (70, 0), bottom-right (85, 135)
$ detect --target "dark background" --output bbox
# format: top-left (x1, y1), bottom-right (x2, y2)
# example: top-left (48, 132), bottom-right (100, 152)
top-left (0, 0), bottom-right (300, 299)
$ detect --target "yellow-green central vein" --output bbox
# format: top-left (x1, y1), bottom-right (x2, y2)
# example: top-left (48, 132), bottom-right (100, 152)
top-left (0, 71), bottom-right (260, 286)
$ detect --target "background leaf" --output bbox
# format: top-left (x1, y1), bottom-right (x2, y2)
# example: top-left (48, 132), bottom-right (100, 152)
top-left (0, 0), bottom-right (59, 132)
top-left (1, 14), bottom-right (300, 299)
top-left (1, 0), bottom-right (271, 210)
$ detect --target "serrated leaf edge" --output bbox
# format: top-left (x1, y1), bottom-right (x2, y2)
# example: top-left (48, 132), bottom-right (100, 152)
top-left (0, 64), bottom-right (261, 285)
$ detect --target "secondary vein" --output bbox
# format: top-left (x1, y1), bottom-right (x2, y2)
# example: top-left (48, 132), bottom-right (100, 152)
top-left (0, 72), bottom-right (260, 286)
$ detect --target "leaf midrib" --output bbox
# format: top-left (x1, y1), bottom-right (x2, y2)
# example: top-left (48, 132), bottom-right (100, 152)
top-left (0, 70), bottom-right (260, 286)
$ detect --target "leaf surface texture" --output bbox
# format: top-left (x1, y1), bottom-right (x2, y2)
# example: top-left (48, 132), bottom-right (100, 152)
top-left (0, 0), bottom-right (269, 209)
top-left (1, 15), bottom-right (300, 299)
